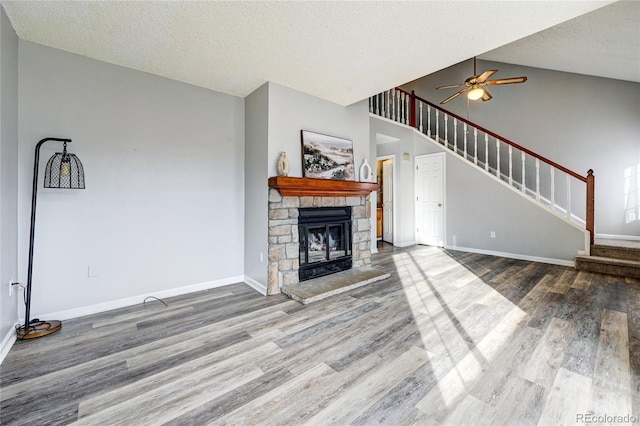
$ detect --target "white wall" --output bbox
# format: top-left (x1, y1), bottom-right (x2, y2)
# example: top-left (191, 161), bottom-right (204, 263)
top-left (244, 83), bottom-right (269, 290)
top-left (0, 6), bottom-right (19, 359)
top-left (404, 59), bottom-right (640, 239)
top-left (17, 41), bottom-right (245, 318)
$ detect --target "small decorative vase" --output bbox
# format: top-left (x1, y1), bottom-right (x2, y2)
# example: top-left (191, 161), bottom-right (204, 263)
top-left (360, 158), bottom-right (372, 182)
top-left (277, 152), bottom-right (289, 177)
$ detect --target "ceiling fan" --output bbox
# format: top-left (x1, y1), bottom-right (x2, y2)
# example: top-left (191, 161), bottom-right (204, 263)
top-left (436, 57), bottom-right (527, 105)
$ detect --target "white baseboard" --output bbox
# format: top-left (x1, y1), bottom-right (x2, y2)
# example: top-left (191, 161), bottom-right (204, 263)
top-left (243, 276), bottom-right (267, 295)
top-left (445, 245), bottom-right (575, 267)
top-left (40, 275), bottom-right (246, 322)
top-left (596, 233), bottom-right (640, 242)
top-left (394, 241), bottom-right (416, 248)
top-left (0, 322), bottom-right (19, 365)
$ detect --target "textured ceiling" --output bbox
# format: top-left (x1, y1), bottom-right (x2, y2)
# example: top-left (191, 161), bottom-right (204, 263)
top-left (481, 0), bottom-right (640, 83)
top-left (1, 1), bottom-right (623, 106)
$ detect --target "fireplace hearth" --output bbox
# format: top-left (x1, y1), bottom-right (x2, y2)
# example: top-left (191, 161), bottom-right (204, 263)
top-left (298, 207), bottom-right (352, 281)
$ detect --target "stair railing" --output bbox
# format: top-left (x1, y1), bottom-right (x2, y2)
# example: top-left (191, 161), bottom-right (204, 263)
top-left (369, 87), bottom-right (595, 244)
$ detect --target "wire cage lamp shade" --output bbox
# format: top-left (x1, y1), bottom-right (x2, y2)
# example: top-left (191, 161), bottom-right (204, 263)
top-left (44, 142), bottom-right (85, 189)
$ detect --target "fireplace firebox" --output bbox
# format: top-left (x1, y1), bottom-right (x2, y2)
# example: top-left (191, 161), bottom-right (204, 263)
top-left (298, 207), bottom-right (352, 281)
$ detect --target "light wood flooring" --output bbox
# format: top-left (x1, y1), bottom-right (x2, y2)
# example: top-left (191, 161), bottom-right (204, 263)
top-left (1, 244), bottom-right (639, 425)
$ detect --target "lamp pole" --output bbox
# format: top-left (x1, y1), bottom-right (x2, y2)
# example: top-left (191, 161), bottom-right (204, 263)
top-left (21, 137), bottom-right (72, 338)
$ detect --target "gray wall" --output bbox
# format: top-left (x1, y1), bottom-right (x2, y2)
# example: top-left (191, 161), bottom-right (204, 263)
top-left (404, 59), bottom-right (640, 239)
top-left (244, 83), bottom-right (269, 289)
top-left (0, 6), bottom-right (19, 355)
top-left (242, 82), bottom-right (373, 289)
top-left (435, 137), bottom-right (587, 261)
top-left (371, 115), bottom-right (587, 263)
top-left (17, 41), bottom-right (245, 317)
top-left (267, 83), bottom-right (370, 179)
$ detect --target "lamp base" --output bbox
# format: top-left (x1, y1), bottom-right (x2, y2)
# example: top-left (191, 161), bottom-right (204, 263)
top-left (16, 320), bottom-right (62, 340)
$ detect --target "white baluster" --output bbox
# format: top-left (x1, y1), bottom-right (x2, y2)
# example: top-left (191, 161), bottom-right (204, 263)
top-left (508, 145), bottom-right (513, 186)
top-left (464, 123), bottom-right (468, 160)
top-left (453, 119), bottom-right (458, 154)
top-left (566, 175), bottom-right (572, 219)
top-left (377, 93), bottom-right (381, 115)
top-left (473, 128), bottom-right (478, 165)
top-left (444, 115), bottom-right (449, 147)
top-left (521, 152), bottom-right (526, 193)
top-left (419, 102), bottom-right (423, 132)
top-left (484, 134), bottom-right (489, 172)
top-left (435, 110), bottom-right (440, 143)
top-left (550, 168), bottom-right (555, 212)
top-left (535, 159), bottom-right (541, 201)
top-left (495, 139), bottom-right (501, 178)
top-left (386, 90), bottom-right (391, 119)
top-left (427, 105), bottom-right (431, 137)
top-left (369, 96), bottom-right (372, 113)
top-left (391, 89), bottom-right (396, 121)
top-left (405, 94), bottom-right (410, 125)
top-left (398, 92), bottom-right (403, 122)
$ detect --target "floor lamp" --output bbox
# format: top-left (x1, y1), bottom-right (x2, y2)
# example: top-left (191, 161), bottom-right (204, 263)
top-left (16, 137), bottom-right (85, 340)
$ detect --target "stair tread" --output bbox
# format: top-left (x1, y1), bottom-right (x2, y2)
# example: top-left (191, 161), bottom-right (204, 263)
top-left (575, 255), bottom-right (640, 267)
top-left (592, 244), bottom-right (640, 252)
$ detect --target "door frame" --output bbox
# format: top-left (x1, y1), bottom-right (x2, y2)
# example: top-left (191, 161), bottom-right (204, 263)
top-left (415, 152), bottom-right (446, 247)
top-left (376, 154), bottom-right (396, 247)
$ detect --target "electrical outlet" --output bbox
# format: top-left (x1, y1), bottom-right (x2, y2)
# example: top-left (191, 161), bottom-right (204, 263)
top-left (628, 212), bottom-right (637, 222)
top-left (490, 231), bottom-right (496, 239)
top-left (259, 252), bottom-right (264, 263)
top-left (88, 265), bottom-right (99, 278)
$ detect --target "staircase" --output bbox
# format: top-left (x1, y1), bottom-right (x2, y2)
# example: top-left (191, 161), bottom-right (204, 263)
top-left (369, 88), bottom-right (640, 280)
top-left (575, 239), bottom-right (640, 279)
top-left (369, 87), bottom-right (595, 245)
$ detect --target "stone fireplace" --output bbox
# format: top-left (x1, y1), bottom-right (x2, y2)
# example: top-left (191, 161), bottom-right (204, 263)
top-left (267, 177), bottom-right (379, 295)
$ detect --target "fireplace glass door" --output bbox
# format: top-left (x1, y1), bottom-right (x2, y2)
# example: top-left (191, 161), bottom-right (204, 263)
top-left (299, 207), bottom-right (352, 281)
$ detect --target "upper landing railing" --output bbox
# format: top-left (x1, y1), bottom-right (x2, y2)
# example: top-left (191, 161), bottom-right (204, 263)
top-left (370, 87), bottom-right (595, 245)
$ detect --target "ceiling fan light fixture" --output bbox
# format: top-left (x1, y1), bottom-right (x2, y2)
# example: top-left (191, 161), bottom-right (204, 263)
top-left (467, 86), bottom-right (485, 101)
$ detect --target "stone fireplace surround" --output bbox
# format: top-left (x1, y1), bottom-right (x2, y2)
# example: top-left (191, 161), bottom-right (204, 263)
top-left (267, 177), bottom-right (378, 295)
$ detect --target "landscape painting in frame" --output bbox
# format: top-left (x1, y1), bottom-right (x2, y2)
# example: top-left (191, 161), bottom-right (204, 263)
top-left (301, 130), bottom-right (355, 180)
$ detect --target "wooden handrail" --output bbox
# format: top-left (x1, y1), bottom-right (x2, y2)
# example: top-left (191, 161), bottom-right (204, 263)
top-left (395, 87), bottom-right (586, 182)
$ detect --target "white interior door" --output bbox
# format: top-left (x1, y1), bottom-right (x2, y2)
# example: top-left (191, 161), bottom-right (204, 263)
top-left (416, 153), bottom-right (444, 247)
top-left (382, 159), bottom-right (394, 244)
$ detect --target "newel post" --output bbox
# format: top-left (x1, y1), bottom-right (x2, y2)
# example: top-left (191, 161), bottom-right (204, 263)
top-left (410, 90), bottom-right (416, 128)
top-left (586, 169), bottom-right (595, 245)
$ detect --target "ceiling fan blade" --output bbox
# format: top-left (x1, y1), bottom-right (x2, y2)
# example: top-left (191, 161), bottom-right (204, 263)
top-left (481, 89), bottom-right (493, 102)
top-left (476, 70), bottom-right (498, 84)
top-left (440, 88), bottom-right (468, 104)
top-left (486, 76), bottom-right (528, 85)
top-left (436, 83), bottom-right (466, 90)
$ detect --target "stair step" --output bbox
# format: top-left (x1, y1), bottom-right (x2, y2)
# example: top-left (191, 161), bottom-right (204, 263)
top-left (575, 255), bottom-right (640, 279)
top-left (591, 244), bottom-right (640, 262)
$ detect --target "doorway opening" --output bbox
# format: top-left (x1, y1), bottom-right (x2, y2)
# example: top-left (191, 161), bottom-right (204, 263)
top-left (376, 155), bottom-right (395, 246)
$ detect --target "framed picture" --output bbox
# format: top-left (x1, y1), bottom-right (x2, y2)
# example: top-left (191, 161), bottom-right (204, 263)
top-left (301, 130), bottom-right (355, 180)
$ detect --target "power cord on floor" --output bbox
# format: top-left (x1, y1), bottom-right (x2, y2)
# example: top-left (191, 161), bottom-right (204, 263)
top-left (143, 296), bottom-right (168, 307)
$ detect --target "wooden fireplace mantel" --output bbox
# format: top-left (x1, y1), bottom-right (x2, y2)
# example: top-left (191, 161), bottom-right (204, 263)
top-left (269, 176), bottom-right (379, 197)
